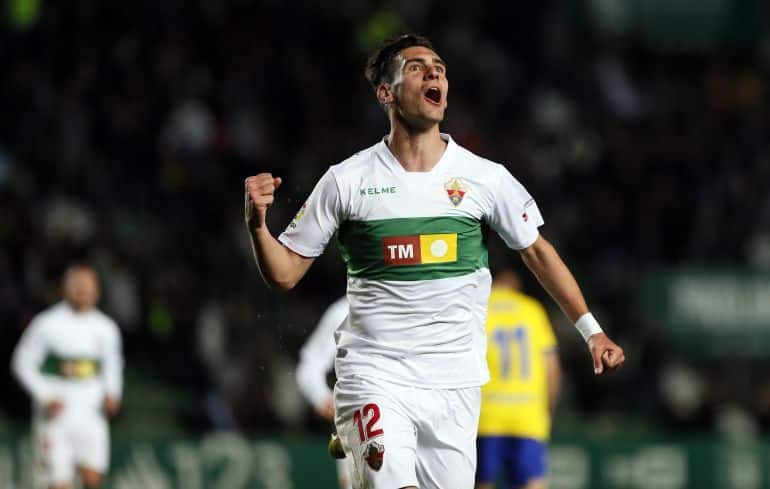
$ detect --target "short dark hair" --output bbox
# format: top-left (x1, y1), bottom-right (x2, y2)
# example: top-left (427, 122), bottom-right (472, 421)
top-left (364, 34), bottom-right (435, 90)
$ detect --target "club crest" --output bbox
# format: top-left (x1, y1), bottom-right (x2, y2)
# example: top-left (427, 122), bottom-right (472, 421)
top-left (364, 440), bottom-right (385, 471)
top-left (445, 178), bottom-right (467, 206)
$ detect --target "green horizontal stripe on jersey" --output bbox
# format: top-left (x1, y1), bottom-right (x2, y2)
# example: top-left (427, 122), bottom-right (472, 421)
top-left (338, 216), bottom-right (489, 281)
top-left (41, 354), bottom-right (101, 379)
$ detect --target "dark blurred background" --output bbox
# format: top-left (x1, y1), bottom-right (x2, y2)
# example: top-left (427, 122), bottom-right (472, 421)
top-left (1, 0), bottom-right (770, 486)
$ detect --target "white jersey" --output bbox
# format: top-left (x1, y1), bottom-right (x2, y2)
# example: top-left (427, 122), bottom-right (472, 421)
top-left (296, 296), bottom-right (349, 408)
top-left (279, 134), bottom-right (543, 388)
top-left (11, 301), bottom-right (124, 419)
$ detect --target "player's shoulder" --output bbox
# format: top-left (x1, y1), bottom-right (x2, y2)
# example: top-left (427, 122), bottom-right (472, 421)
top-left (92, 309), bottom-right (121, 333)
top-left (23, 302), bottom-right (65, 337)
top-left (449, 137), bottom-right (505, 175)
top-left (31, 301), bottom-right (66, 324)
top-left (328, 142), bottom-right (381, 179)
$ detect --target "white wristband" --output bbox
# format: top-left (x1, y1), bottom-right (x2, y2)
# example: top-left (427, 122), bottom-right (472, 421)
top-left (575, 313), bottom-right (603, 343)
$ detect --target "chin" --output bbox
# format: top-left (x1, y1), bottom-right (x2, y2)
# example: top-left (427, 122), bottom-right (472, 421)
top-left (425, 111), bottom-right (444, 124)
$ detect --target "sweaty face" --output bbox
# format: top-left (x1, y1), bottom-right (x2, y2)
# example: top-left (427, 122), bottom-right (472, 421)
top-left (63, 268), bottom-right (100, 311)
top-left (389, 46), bottom-right (448, 129)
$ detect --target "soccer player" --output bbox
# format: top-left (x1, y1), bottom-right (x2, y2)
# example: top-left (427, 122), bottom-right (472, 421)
top-left (476, 269), bottom-right (561, 489)
top-left (11, 265), bottom-right (123, 489)
top-left (295, 296), bottom-right (353, 489)
top-left (244, 34), bottom-right (624, 489)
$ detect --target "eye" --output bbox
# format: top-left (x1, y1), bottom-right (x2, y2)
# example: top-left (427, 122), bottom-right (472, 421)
top-left (408, 64), bottom-right (420, 72)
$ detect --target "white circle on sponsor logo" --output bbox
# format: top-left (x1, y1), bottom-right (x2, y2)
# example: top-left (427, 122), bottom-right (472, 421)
top-left (431, 239), bottom-right (448, 258)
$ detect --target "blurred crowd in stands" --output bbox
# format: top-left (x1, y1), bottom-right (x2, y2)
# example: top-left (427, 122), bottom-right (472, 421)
top-left (1, 0), bottom-right (769, 438)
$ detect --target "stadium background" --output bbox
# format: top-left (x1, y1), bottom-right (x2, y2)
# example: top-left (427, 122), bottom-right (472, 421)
top-left (1, 0), bottom-right (769, 487)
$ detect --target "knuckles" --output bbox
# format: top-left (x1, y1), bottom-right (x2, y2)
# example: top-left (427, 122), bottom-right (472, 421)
top-left (245, 174), bottom-right (276, 194)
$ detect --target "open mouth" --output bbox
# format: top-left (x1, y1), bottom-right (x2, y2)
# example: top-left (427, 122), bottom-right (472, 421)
top-left (424, 87), bottom-right (442, 105)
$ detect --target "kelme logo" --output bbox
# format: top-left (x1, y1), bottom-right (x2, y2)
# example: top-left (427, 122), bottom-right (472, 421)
top-left (360, 186), bottom-right (397, 196)
top-left (382, 234), bottom-right (457, 266)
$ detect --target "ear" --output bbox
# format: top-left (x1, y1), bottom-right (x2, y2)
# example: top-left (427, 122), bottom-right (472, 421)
top-left (376, 83), bottom-right (394, 106)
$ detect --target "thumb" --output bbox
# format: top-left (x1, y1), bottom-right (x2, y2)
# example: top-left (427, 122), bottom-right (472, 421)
top-left (592, 349), bottom-right (603, 375)
top-left (274, 176), bottom-right (282, 189)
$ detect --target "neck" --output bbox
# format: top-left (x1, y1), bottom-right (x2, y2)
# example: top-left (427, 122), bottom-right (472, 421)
top-left (65, 300), bottom-right (91, 313)
top-left (385, 120), bottom-right (446, 172)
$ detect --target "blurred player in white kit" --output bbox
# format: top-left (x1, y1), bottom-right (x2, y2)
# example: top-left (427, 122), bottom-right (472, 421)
top-left (11, 265), bottom-right (124, 489)
top-left (295, 295), bottom-right (353, 489)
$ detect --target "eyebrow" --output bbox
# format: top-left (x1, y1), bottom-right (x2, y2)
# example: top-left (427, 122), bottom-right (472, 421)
top-left (404, 57), bottom-right (447, 68)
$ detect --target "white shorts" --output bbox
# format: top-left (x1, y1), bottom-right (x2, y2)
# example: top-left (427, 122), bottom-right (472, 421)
top-left (334, 375), bottom-right (480, 489)
top-left (35, 413), bottom-right (109, 485)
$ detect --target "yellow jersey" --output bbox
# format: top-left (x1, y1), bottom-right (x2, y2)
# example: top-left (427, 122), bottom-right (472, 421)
top-left (478, 287), bottom-right (557, 441)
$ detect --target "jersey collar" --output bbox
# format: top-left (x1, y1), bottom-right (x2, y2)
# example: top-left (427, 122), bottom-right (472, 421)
top-left (376, 133), bottom-right (455, 175)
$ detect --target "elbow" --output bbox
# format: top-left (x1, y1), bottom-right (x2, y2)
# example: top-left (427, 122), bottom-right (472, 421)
top-left (519, 235), bottom-right (553, 267)
top-left (267, 276), bottom-right (299, 292)
top-left (259, 266), bottom-right (301, 291)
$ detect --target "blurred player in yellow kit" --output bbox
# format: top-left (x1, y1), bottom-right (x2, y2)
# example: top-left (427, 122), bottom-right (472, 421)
top-left (476, 269), bottom-right (561, 489)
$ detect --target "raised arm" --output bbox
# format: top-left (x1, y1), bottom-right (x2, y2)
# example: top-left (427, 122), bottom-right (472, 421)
top-left (245, 174), bottom-right (315, 291)
top-left (519, 234), bottom-right (625, 374)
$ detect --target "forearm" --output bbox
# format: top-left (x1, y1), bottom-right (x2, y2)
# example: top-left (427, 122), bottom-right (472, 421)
top-left (296, 361), bottom-right (333, 408)
top-left (103, 355), bottom-right (123, 401)
top-left (545, 353), bottom-right (561, 417)
top-left (248, 223), bottom-right (309, 291)
top-left (520, 236), bottom-right (588, 323)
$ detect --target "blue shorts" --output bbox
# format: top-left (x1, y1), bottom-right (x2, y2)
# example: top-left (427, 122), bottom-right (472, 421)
top-left (476, 436), bottom-right (547, 487)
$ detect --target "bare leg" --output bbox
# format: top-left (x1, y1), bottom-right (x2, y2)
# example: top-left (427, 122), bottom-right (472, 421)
top-left (475, 483), bottom-right (495, 489)
top-left (78, 466), bottom-right (104, 488)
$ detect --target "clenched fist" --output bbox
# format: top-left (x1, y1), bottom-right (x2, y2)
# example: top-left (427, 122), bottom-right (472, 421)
top-left (245, 173), bottom-right (282, 229)
top-left (588, 332), bottom-right (625, 375)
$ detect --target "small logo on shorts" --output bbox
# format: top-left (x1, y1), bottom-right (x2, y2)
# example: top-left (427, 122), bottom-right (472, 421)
top-left (364, 440), bottom-right (385, 471)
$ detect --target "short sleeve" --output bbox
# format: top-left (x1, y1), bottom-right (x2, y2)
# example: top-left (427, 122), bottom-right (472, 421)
top-left (487, 164), bottom-right (544, 250)
top-left (278, 168), bottom-right (343, 257)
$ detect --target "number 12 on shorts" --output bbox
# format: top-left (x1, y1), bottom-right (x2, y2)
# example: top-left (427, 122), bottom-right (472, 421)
top-left (353, 403), bottom-right (384, 442)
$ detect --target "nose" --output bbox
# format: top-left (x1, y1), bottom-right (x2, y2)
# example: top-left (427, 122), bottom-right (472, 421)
top-left (425, 65), bottom-right (440, 80)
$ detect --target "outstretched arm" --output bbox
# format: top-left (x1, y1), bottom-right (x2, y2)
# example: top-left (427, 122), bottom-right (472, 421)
top-left (519, 234), bottom-right (625, 374)
top-left (245, 174), bottom-right (314, 291)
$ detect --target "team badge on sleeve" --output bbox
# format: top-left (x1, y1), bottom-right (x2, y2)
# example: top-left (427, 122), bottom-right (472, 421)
top-left (445, 178), bottom-right (467, 206)
top-left (288, 202), bottom-right (308, 229)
